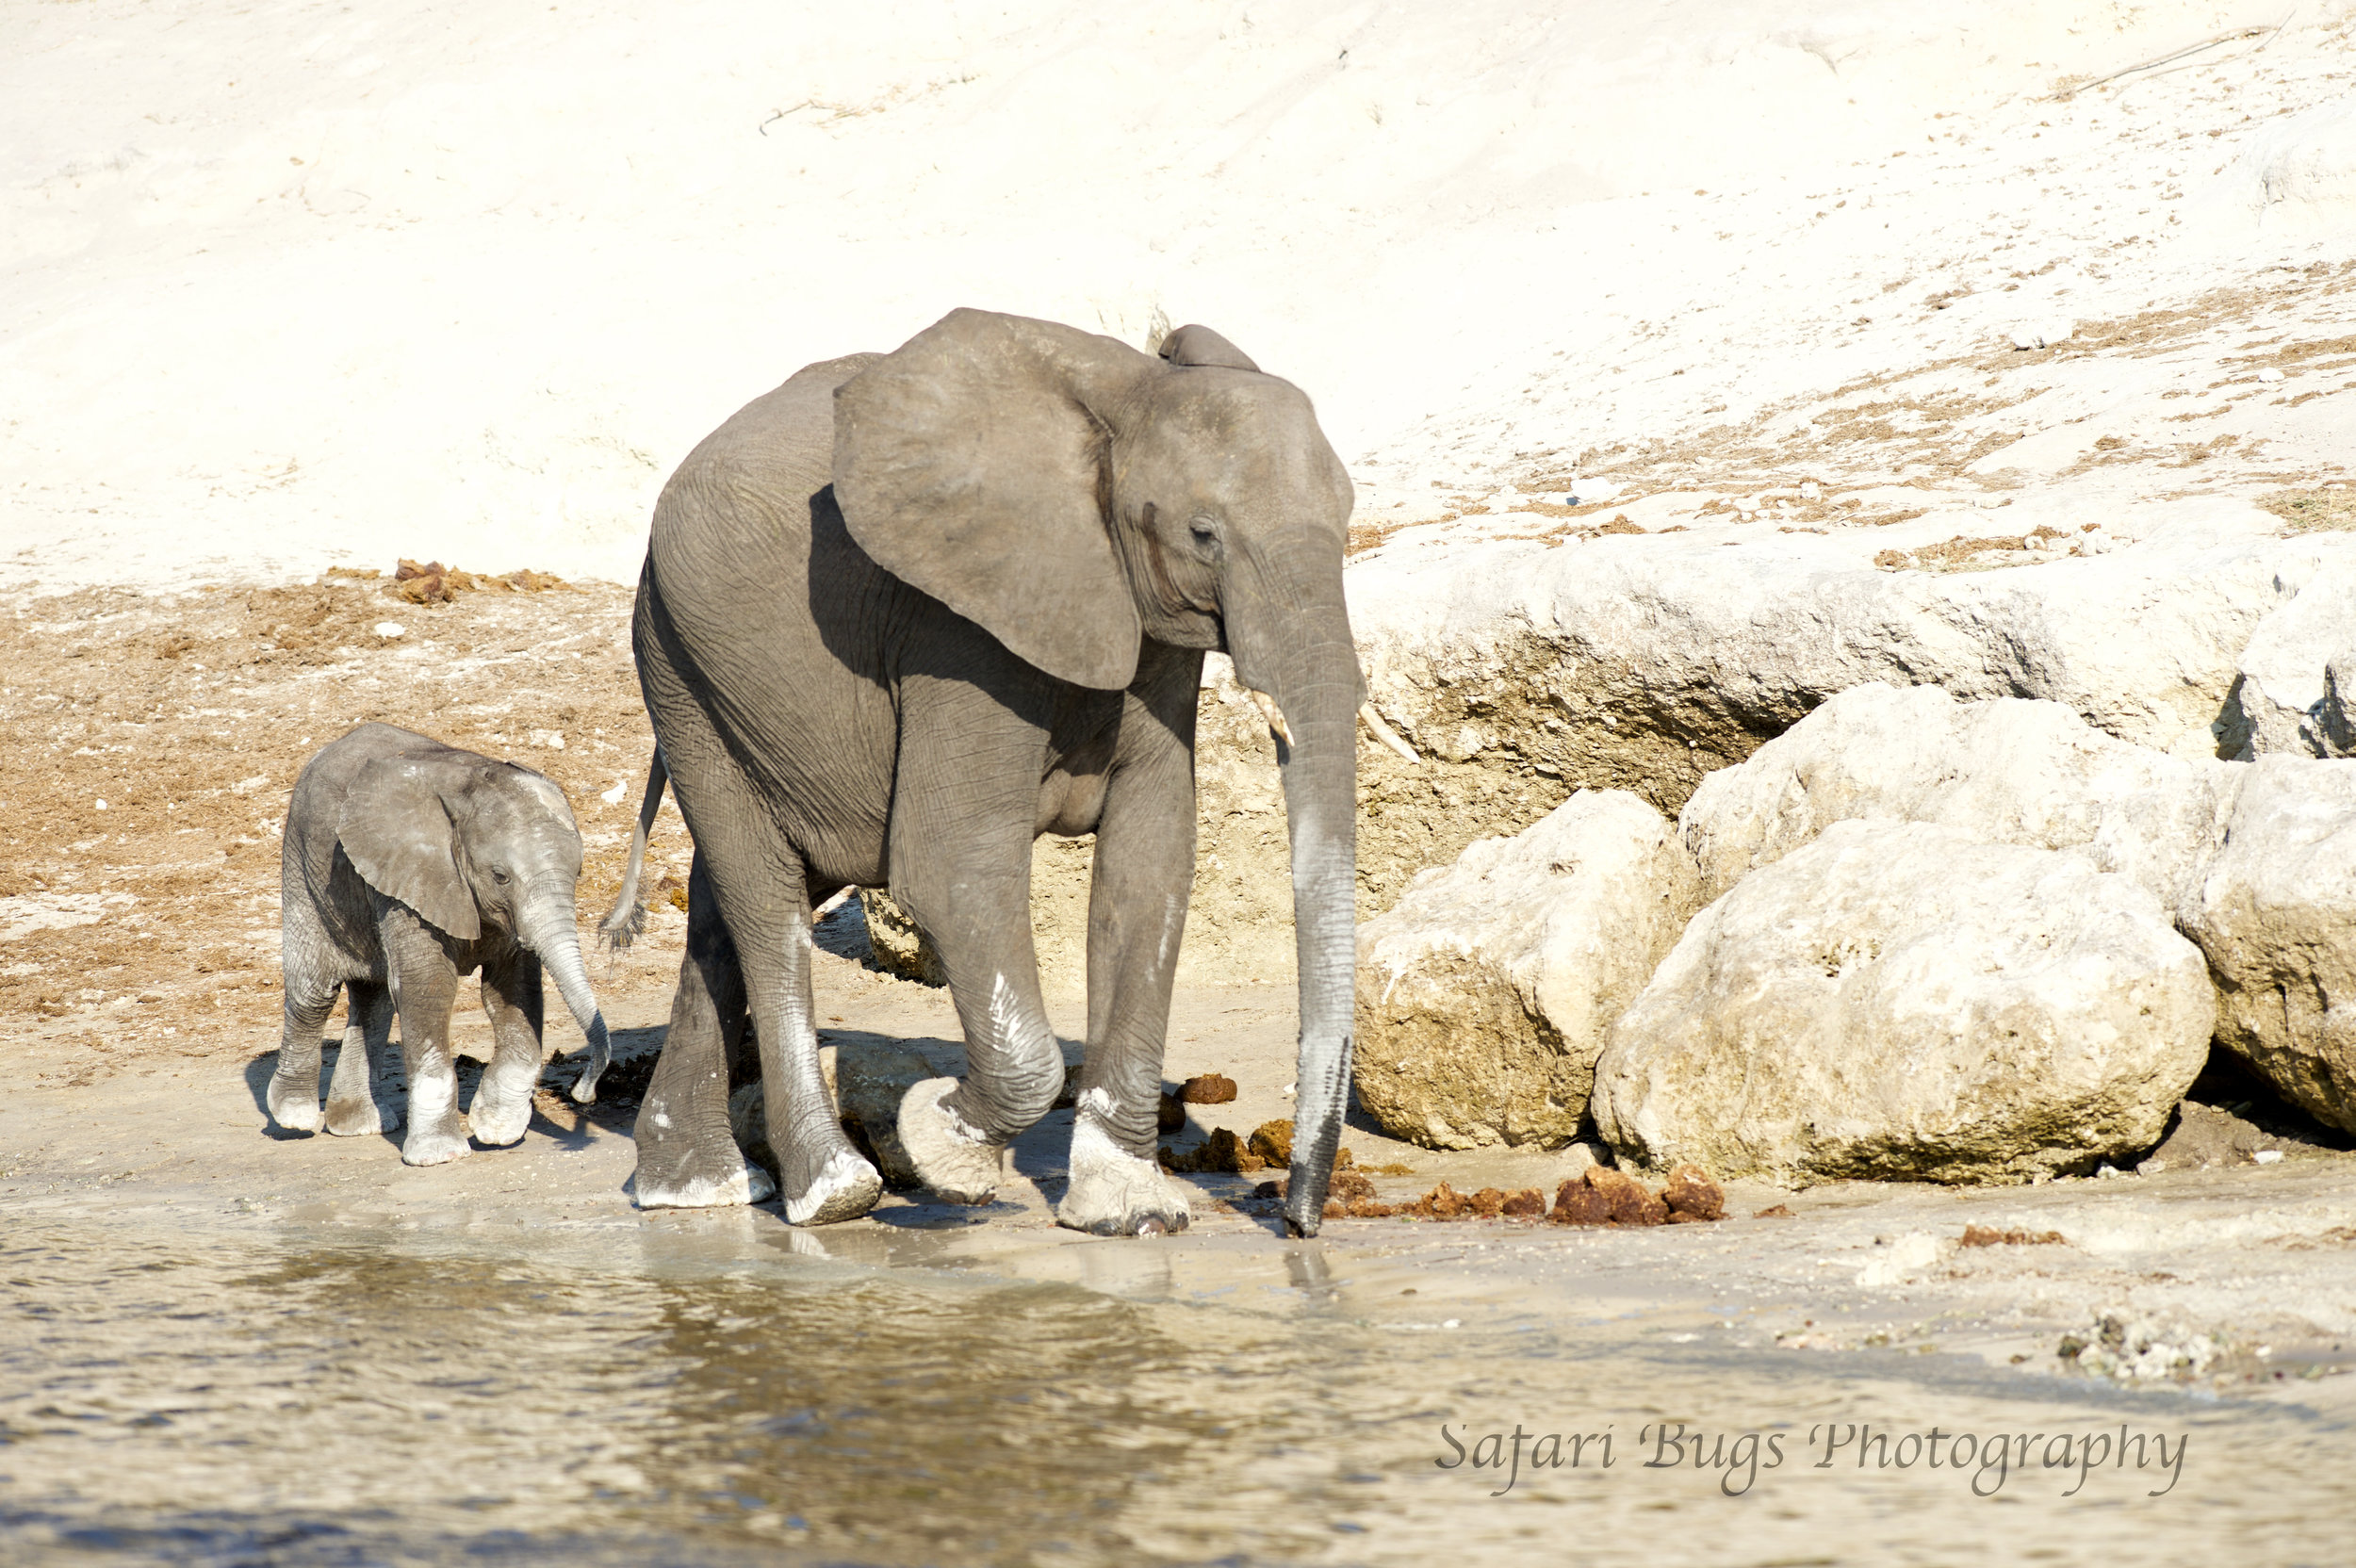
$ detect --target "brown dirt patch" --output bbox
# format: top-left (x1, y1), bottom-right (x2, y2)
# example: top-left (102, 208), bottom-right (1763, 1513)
top-left (0, 573), bottom-right (682, 1085)
top-left (2257, 487), bottom-right (2356, 533)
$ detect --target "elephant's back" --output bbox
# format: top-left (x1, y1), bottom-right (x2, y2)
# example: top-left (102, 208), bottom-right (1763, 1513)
top-left (641, 353), bottom-right (902, 883)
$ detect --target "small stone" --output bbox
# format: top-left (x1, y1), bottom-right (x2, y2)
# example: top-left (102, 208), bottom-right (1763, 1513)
top-left (2253, 1150), bottom-right (2285, 1165)
top-left (1549, 1177), bottom-right (1614, 1225)
top-left (1959, 1224), bottom-right (2066, 1247)
top-left (373, 621), bottom-right (405, 639)
top-left (1178, 1072), bottom-right (1238, 1104)
top-left (1247, 1119), bottom-right (1294, 1168)
top-left (2257, 367), bottom-right (2286, 383)
top-left (1798, 481), bottom-right (1822, 500)
top-left (1411, 1182), bottom-right (1477, 1220)
top-left (1499, 1186), bottom-right (1548, 1218)
top-left (1660, 1163), bottom-right (1726, 1223)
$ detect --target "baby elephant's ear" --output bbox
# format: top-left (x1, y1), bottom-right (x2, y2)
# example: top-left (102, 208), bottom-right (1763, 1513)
top-left (336, 757), bottom-right (481, 940)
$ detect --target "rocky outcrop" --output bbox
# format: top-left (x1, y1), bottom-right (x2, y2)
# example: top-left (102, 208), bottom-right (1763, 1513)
top-left (2180, 756), bottom-right (2356, 1132)
top-left (1350, 506), bottom-right (2353, 831)
top-left (2227, 555), bottom-right (2356, 759)
top-left (1593, 821), bottom-right (2215, 1184)
top-left (1677, 682), bottom-right (2241, 906)
top-left (1353, 790), bottom-right (1702, 1150)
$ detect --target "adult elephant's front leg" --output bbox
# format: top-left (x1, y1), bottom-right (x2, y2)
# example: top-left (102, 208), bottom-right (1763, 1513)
top-left (1061, 649), bottom-right (1202, 1235)
top-left (634, 854), bottom-right (776, 1208)
top-left (890, 664), bottom-right (1071, 1207)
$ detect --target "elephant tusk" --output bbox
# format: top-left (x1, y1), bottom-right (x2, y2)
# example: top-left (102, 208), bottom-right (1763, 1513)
top-left (1249, 688), bottom-right (1295, 746)
top-left (1359, 703), bottom-right (1419, 763)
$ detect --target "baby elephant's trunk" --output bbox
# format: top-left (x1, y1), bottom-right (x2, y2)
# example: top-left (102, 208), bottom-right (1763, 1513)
top-left (523, 890), bottom-right (613, 1103)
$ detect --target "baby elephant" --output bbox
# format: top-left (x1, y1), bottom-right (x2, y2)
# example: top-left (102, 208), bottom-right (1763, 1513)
top-left (269, 723), bottom-right (613, 1164)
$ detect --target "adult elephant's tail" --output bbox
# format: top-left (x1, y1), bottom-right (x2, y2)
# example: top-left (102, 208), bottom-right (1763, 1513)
top-left (597, 745), bottom-right (669, 952)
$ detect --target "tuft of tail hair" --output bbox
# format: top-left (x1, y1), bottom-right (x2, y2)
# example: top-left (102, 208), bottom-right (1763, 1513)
top-left (598, 746), bottom-right (669, 954)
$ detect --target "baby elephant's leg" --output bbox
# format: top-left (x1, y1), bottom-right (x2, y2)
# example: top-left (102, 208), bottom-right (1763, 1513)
top-left (267, 973), bottom-right (341, 1135)
top-left (471, 951), bottom-right (546, 1148)
top-left (390, 956), bottom-right (468, 1167)
top-left (322, 980), bottom-right (401, 1136)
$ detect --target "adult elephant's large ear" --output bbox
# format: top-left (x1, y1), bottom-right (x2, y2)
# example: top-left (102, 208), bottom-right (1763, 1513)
top-left (336, 756), bottom-right (482, 940)
top-left (832, 308), bottom-right (1159, 691)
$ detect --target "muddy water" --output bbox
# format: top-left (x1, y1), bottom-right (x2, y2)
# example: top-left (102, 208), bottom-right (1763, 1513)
top-left (2, 1204), bottom-right (2348, 1567)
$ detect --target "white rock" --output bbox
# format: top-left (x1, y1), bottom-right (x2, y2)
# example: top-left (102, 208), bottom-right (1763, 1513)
top-left (1798, 481), bottom-right (1822, 500)
top-left (1593, 821), bottom-right (2216, 1184)
top-left (373, 621), bottom-right (405, 639)
top-left (599, 779), bottom-right (628, 805)
top-left (1354, 789), bottom-right (1704, 1150)
top-left (2257, 367), bottom-right (2286, 384)
top-left (528, 728), bottom-right (565, 751)
top-left (1350, 500), bottom-right (2331, 824)
top-left (1570, 477), bottom-right (1621, 504)
top-left (2180, 756), bottom-right (2356, 1132)
top-left (2326, 653), bottom-right (2356, 759)
top-left (2230, 554), bottom-right (2356, 758)
top-left (1677, 682), bottom-right (2241, 910)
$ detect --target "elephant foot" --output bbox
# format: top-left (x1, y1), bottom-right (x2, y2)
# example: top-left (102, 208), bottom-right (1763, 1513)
top-left (1056, 1102), bottom-right (1190, 1237)
top-left (468, 1091), bottom-right (532, 1149)
top-left (321, 1092), bottom-right (395, 1137)
top-left (898, 1077), bottom-right (1006, 1205)
top-left (267, 1072), bottom-right (321, 1134)
top-left (782, 1145), bottom-right (883, 1227)
top-left (632, 1150), bottom-right (777, 1210)
top-left (401, 1125), bottom-right (472, 1167)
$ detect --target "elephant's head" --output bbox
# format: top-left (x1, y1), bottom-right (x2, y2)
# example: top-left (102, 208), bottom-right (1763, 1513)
top-left (832, 308), bottom-right (1360, 1234)
top-left (337, 746), bottom-right (614, 1102)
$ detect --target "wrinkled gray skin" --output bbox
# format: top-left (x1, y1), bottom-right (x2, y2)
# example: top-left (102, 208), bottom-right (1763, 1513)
top-left (606, 309), bottom-right (1360, 1237)
top-left (270, 723), bottom-right (613, 1164)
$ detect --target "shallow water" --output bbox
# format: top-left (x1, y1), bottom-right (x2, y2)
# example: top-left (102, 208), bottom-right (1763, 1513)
top-left (3, 1203), bottom-right (2349, 1567)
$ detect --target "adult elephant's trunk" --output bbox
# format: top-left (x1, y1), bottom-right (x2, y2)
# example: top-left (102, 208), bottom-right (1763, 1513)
top-left (521, 886), bottom-right (614, 1103)
top-left (1230, 564), bottom-right (1360, 1239)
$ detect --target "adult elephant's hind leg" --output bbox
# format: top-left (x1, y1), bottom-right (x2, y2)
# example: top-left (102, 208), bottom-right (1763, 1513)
top-left (740, 877), bottom-right (877, 1225)
top-left (323, 980), bottom-right (401, 1136)
top-left (633, 853), bottom-right (777, 1208)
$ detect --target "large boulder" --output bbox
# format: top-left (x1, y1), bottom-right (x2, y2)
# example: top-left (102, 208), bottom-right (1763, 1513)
top-left (1354, 790), bottom-right (1703, 1150)
top-left (1593, 821), bottom-right (2215, 1184)
top-left (1677, 682), bottom-right (2242, 907)
top-left (2180, 756), bottom-right (2356, 1132)
top-left (2228, 554), bottom-right (2356, 759)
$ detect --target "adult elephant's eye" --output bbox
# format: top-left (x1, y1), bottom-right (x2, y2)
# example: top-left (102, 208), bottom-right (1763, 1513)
top-left (491, 868), bottom-right (510, 886)
top-left (1189, 516), bottom-right (1219, 545)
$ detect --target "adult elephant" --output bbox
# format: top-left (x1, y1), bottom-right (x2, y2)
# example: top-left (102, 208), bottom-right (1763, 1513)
top-left (610, 309), bottom-right (1361, 1237)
